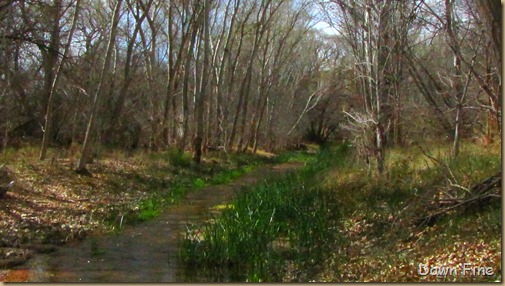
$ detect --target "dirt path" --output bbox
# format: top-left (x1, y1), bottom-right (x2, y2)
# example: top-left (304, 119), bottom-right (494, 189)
top-left (9, 162), bottom-right (302, 282)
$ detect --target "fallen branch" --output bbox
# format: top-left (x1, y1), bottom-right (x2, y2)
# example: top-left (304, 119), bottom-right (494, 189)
top-left (415, 171), bottom-right (501, 227)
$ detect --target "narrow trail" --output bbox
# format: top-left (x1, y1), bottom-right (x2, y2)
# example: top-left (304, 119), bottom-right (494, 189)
top-left (15, 161), bottom-right (303, 282)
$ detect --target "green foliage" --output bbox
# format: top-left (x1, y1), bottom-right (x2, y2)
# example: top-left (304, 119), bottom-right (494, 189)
top-left (181, 175), bottom-right (337, 281)
top-left (274, 150), bottom-right (315, 164)
top-left (137, 200), bottom-right (161, 222)
top-left (180, 144), bottom-right (349, 281)
top-left (193, 178), bottom-right (206, 188)
top-left (167, 148), bottom-right (192, 168)
top-left (209, 169), bottom-right (242, 185)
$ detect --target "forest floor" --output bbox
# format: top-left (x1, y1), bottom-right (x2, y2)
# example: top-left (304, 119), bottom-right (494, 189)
top-left (0, 145), bottom-right (281, 273)
top-left (294, 141), bottom-right (502, 282)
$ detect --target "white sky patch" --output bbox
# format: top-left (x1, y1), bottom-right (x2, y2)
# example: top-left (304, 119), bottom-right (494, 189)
top-left (313, 21), bottom-right (338, 35)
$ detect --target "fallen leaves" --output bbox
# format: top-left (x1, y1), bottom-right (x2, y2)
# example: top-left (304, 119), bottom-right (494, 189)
top-left (314, 209), bottom-right (501, 283)
top-left (0, 157), bottom-right (173, 262)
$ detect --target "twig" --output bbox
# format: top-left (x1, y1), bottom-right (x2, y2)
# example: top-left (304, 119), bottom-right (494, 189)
top-left (448, 182), bottom-right (470, 194)
top-left (418, 190), bottom-right (501, 224)
top-left (418, 146), bottom-right (457, 183)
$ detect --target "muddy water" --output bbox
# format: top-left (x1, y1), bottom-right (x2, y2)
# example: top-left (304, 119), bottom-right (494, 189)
top-left (19, 162), bottom-right (302, 282)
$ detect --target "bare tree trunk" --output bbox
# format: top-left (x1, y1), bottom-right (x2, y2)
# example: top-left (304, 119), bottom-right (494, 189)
top-left (475, 0), bottom-right (501, 136)
top-left (77, 0), bottom-right (123, 173)
top-left (249, 5), bottom-right (307, 151)
top-left (179, 9), bottom-right (200, 151)
top-left (163, 3), bottom-right (193, 147)
top-left (446, 0), bottom-right (463, 158)
top-left (40, 0), bottom-right (80, 160)
top-left (225, 6), bottom-right (253, 151)
top-left (375, 1), bottom-right (394, 174)
top-left (163, 3), bottom-right (180, 146)
top-left (212, 0), bottom-right (239, 148)
top-left (193, 0), bottom-right (210, 164)
top-left (139, 8), bottom-right (161, 149)
top-left (475, 0), bottom-right (501, 77)
top-left (251, 91), bottom-right (269, 153)
top-left (104, 0), bottom-right (152, 145)
top-left (390, 1), bottom-right (410, 146)
top-left (445, 0), bottom-right (478, 158)
top-left (266, 95), bottom-right (277, 151)
top-left (246, 25), bottom-right (272, 152)
top-left (234, 1), bottom-right (279, 152)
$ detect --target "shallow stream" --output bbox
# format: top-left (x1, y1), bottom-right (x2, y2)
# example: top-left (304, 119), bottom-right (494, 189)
top-left (17, 162), bottom-right (302, 282)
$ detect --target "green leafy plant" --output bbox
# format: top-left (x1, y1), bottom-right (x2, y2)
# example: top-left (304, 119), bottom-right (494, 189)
top-left (167, 147), bottom-right (192, 168)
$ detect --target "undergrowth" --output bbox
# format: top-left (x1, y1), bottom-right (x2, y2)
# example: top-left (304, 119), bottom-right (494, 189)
top-left (318, 141), bottom-right (501, 282)
top-left (179, 141), bottom-right (501, 282)
top-left (179, 145), bottom-right (348, 281)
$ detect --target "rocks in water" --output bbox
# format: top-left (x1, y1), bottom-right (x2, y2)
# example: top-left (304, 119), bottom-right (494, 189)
top-left (0, 244), bottom-right (57, 269)
top-left (0, 247), bottom-right (33, 268)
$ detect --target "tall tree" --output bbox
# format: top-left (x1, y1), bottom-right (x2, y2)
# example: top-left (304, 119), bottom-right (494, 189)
top-left (474, 0), bottom-right (501, 77)
top-left (77, 0), bottom-right (124, 173)
top-left (40, 0), bottom-right (82, 160)
top-left (326, 0), bottom-right (395, 174)
top-left (178, 3), bottom-right (201, 151)
top-left (104, 0), bottom-right (154, 146)
top-left (193, 0), bottom-right (211, 164)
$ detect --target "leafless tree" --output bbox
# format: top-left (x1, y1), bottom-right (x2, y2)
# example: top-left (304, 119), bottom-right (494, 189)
top-left (77, 0), bottom-right (124, 173)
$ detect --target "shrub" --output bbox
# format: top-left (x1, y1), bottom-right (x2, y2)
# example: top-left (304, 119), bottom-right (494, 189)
top-left (167, 147), bottom-right (192, 168)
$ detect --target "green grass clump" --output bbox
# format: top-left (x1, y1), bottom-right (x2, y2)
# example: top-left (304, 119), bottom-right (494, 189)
top-left (180, 174), bottom-right (338, 281)
top-left (179, 144), bottom-right (348, 281)
top-left (209, 165), bottom-right (256, 185)
top-left (136, 200), bottom-right (162, 221)
top-left (274, 150), bottom-right (316, 164)
top-left (193, 178), bottom-right (206, 188)
top-left (167, 147), bottom-right (192, 168)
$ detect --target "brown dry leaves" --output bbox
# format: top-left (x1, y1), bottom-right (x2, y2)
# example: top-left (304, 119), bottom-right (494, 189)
top-left (315, 213), bottom-right (501, 282)
top-left (0, 158), bottom-right (160, 249)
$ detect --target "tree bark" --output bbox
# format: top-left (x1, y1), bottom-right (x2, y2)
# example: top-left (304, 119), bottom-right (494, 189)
top-left (225, 5), bottom-right (254, 151)
top-left (104, 0), bottom-right (153, 146)
top-left (178, 6), bottom-right (200, 151)
top-left (475, 0), bottom-right (501, 77)
top-left (193, 0), bottom-right (210, 164)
